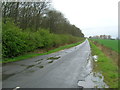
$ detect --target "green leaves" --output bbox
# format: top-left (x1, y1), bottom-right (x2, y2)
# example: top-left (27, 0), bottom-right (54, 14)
top-left (2, 20), bottom-right (83, 58)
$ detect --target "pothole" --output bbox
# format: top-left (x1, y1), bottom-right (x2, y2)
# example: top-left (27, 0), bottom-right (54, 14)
top-left (35, 58), bottom-right (43, 62)
top-left (47, 56), bottom-right (60, 60)
top-left (48, 60), bottom-right (53, 63)
top-left (26, 65), bottom-right (35, 69)
top-left (36, 62), bottom-right (41, 64)
top-left (37, 65), bottom-right (44, 69)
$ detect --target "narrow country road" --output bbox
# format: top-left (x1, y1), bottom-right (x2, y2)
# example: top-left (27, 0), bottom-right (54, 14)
top-left (3, 39), bottom-right (92, 88)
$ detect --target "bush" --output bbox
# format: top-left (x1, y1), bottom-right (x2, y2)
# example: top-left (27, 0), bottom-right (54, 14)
top-left (37, 29), bottom-right (54, 48)
top-left (2, 20), bottom-right (26, 57)
top-left (2, 20), bottom-right (83, 58)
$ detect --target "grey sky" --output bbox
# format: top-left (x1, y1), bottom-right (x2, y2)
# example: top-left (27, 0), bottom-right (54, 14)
top-left (51, 0), bottom-right (119, 38)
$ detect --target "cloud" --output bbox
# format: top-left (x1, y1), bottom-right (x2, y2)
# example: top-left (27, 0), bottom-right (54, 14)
top-left (52, 0), bottom-right (119, 37)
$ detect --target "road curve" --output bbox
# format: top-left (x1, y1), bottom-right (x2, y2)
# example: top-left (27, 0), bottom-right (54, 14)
top-left (3, 39), bottom-right (91, 88)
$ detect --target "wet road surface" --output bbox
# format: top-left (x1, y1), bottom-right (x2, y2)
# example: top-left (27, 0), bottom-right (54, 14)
top-left (2, 39), bottom-right (107, 88)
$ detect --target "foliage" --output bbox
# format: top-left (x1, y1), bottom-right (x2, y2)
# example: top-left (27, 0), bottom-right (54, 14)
top-left (2, 40), bottom-right (84, 63)
top-left (2, 20), bottom-right (83, 58)
top-left (2, 19), bottom-right (26, 57)
top-left (2, 2), bottom-right (84, 37)
top-left (2, 2), bottom-right (85, 61)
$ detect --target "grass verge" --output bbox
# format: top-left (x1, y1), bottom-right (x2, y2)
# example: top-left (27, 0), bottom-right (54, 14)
top-left (2, 40), bottom-right (84, 64)
top-left (90, 40), bottom-right (118, 88)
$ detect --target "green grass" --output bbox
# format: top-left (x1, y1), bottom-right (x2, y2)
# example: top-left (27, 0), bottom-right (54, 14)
top-left (91, 39), bottom-right (119, 53)
top-left (90, 41), bottom-right (118, 88)
top-left (2, 40), bottom-right (84, 63)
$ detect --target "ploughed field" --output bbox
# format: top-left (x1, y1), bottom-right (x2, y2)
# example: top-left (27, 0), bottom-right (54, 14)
top-left (92, 39), bottom-right (119, 53)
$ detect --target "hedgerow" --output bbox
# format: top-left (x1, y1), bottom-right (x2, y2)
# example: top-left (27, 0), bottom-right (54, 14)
top-left (2, 20), bottom-right (83, 58)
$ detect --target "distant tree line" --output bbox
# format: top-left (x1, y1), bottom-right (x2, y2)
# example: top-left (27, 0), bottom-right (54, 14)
top-left (2, 1), bottom-right (84, 37)
top-left (89, 35), bottom-right (112, 39)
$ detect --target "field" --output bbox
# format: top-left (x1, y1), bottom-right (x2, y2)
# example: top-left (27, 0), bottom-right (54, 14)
top-left (91, 39), bottom-right (119, 53)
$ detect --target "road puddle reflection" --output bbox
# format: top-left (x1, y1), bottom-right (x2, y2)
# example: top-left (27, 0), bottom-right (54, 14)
top-left (77, 55), bottom-right (109, 88)
top-left (78, 72), bottom-right (109, 88)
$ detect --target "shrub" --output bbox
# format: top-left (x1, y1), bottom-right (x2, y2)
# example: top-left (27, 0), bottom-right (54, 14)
top-left (2, 20), bottom-right (26, 57)
top-left (37, 29), bottom-right (54, 48)
top-left (2, 20), bottom-right (83, 58)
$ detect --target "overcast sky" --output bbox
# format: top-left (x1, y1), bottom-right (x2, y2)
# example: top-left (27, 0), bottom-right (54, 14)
top-left (51, 0), bottom-right (119, 38)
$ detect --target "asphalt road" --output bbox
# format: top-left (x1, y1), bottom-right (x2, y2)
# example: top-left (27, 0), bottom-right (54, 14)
top-left (3, 39), bottom-right (92, 88)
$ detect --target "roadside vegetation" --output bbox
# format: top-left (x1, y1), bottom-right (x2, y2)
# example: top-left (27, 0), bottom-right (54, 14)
top-left (2, 2), bottom-right (85, 63)
top-left (91, 39), bottom-right (119, 53)
top-left (2, 39), bottom-right (84, 63)
top-left (90, 41), bottom-right (118, 88)
top-left (2, 20), bottom-right (83, 58)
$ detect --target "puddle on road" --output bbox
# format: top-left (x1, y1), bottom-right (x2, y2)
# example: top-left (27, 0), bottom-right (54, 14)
top-left (78, 72), bottom-right (108, 88)
top-left (37, 65), bottom-right (44, 69)
top-left (47, 56), bottom-right (61, 64)
top-left (47, 56), bottom-right (60, 60)
top-left (35, 59), bottom-right (43, 62)
top-left (77, 55), bottom-right (109, 88)
top-left (48, 60), bottom-right (53, 63)
top-left (26, 65), bottom-right (35, 69)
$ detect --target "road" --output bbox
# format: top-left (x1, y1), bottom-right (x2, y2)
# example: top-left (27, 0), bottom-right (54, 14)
top-left (3, 39), bottom-right (92, 88)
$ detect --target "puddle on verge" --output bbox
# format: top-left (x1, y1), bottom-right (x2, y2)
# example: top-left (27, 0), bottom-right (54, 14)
top-left (77, 55), bottom-right (109, 88)
top-left (78, 72), bottom-right (109, 88)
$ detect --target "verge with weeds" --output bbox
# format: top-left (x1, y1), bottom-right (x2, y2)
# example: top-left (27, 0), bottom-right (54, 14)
top-left (2, 40), bottom-right (84, 63)
top-left (90, 40), bottom-right (118, 88)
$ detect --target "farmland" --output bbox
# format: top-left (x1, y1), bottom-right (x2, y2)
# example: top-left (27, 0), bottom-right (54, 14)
top-left (91, 39), bottom-right (119, 53)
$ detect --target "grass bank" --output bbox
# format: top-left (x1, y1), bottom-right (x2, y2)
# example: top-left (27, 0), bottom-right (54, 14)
top-left (90, 40), bottom-right (118, 88)
top-left (2, 40), bottom-right (84, 63)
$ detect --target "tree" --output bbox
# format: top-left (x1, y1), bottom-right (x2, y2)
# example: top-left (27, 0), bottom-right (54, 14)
top-left (2, 1), bottom-right (51, 30)
top-left (108, 35), bottom-right (111, 39)
top-left (2, 2), bottom-right (84, 37)
top-left (89, 36), bottom-right (92, 38)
